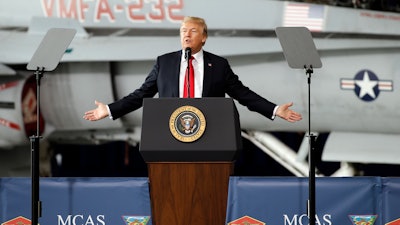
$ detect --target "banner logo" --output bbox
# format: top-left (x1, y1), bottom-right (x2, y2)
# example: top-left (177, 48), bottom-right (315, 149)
top-left (1, 216), bottom-right (31, 225)
top-left (386, 218), bottom-right (400, 225)
top-left (169, 105), bottom-right (206, 142)
top-left (228, 215), bottom-right (266, 225)
top-left (349, 215), bottom-right (377, 225)
top-left (122, 216), bottom-right (150, 225)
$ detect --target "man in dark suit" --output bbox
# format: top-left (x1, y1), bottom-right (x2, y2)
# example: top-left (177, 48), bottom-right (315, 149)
top-left (84, 16), bottom-right (302, 123)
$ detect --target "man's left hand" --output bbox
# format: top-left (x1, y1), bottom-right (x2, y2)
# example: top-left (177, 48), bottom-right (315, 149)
top-left (276, 102), bottom-right (302, 123)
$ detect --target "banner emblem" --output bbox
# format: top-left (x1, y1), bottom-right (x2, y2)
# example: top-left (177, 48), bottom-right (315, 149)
top-left (169, 105), bottom-right (206, 142)
top-left (349, 215), bottom-right (377, 225)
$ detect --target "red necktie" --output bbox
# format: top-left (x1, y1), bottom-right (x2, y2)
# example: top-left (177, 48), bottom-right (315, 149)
top-left (183, 56), bottom-right (194, 98)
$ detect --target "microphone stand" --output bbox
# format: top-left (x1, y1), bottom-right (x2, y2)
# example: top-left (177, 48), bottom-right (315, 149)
top-left (186, 58), bottom-right (191, 98)
top-left (185, 48), bottom-right (191, 98)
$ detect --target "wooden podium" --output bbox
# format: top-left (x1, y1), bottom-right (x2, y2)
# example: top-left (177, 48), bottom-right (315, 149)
top-left (140, 98), bottom-right (242, 225)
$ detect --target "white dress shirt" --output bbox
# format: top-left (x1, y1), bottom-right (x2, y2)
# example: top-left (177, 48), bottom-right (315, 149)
top-left (179, 49), bottom-right (204, 98)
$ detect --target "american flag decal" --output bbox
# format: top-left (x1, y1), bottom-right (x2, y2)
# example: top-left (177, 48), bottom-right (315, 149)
top-left (283, 3), bottom-right (325, 32)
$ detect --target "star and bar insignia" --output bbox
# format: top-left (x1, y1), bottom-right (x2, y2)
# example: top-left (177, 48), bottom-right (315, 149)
top-left (341, 69), bottom-right (393, 102)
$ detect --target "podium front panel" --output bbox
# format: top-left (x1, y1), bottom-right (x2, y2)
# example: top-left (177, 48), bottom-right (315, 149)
top-left (139, 98), bottom-right (242, 162)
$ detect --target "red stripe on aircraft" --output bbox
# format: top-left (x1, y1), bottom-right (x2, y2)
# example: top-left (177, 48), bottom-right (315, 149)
top-left (0, 81), bottom-right (18, 92)
top-left (0, 118), bottom-right (21, 131)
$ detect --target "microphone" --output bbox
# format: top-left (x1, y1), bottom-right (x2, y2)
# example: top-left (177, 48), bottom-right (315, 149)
top-left (184, 47), bottom-right (191, 60)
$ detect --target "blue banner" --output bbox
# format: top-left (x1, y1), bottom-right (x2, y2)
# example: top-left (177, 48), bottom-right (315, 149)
top-left (0, 178), bottom-right (152, 225)
top-left (382, 178), bottom-right (400, 225)
top-left (1, 177), bottom-right (399, 225)
top-left (226, 177), bottom-right (382, 225)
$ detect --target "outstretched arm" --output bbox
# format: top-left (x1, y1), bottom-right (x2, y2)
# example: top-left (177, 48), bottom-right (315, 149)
top-left (276, 102), bottom-right (302, 123)
top-left (83, 100), bottom-right (109, 121)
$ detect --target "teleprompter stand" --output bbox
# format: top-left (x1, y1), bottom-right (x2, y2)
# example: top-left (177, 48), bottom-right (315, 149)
top-left (26, 28), bottom-right (76, 225)
top-left (275, 26), bottom-right (322, 225)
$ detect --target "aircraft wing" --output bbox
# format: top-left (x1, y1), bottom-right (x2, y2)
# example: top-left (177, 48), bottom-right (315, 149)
top-left (323, 132), bottom-right (400, 165)
top-left (0, 64), bottom-right (16, 75)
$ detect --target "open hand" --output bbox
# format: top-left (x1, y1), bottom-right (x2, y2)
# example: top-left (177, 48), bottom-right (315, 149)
top-left (83, 100), bottom-right (109, 121)
top-left (276, 102), bottom-right (302, 123)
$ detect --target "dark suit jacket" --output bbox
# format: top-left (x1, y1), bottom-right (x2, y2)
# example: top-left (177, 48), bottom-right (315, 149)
top-left (109, 50), bottom-right (277, 120)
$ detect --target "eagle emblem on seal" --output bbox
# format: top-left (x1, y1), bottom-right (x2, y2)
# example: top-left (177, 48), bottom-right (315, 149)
top-left (169, 105), bottom-right (206, 142)
top-left (180, 115), bottom-right (197, 134)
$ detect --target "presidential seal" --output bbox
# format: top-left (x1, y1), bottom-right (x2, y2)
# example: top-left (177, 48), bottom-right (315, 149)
top-left (169, 105), bottom-right (206, 142)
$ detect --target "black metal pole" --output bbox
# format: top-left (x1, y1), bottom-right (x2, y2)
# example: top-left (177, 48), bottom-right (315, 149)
top-left (308, 135), bottom-right (316, 225)
top-left (31, 67), bottom-right (44, 225)
top-left (306, 65), bottom-right (316, 225)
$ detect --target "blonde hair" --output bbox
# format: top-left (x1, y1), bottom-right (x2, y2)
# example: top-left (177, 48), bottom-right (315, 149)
top-left (181, 16), bottom-right (208, 38)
